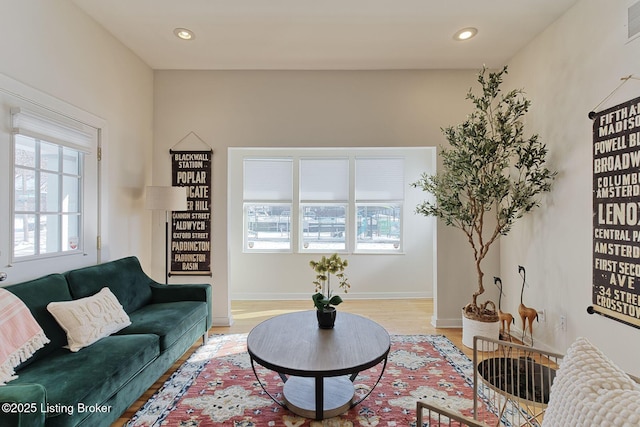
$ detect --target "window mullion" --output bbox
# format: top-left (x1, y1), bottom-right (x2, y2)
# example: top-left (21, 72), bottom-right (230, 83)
top-left (34, 140), bottom-right (41, 255)
top-left (57, 145), bottom-right (63, 252)
top-left (292, 155), bottom-right (300, 253)
top-left (348, 156), bottom-right (356, 253)
top-left (75, 152), bottom-right (85, 251)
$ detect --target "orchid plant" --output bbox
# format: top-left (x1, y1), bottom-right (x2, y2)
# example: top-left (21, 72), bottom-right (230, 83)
top-left (310, 253), bottom-right (351, 311)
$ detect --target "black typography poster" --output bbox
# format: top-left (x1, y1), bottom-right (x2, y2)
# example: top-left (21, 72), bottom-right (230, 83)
top-left (592, 95), bottom-right (640, 328)
top-left (171, 150), bottom-right (212, 276)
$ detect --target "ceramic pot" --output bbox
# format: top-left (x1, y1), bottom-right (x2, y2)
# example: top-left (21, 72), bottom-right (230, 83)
top-left (462, 312), bottom-right (500, 349)
top-left (316, 307), bottom-right (337, 329)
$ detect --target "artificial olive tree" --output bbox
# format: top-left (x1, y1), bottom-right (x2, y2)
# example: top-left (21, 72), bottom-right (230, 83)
top-left (413, 66), bottom-right (556, 321)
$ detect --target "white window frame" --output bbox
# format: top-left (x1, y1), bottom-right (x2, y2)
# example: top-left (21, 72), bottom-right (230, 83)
top-left (241, 149), bottom-right (406, 254)
top-left (10, 106), bottom-right (97, 263)
top-left (0, 74), bottom-right (104, 284)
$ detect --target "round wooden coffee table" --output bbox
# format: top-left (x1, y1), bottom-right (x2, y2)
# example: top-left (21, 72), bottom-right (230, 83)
top-left (247, 310), bottom-right (390, 420)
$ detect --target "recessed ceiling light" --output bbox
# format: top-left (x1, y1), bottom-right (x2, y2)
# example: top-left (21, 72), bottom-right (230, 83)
top-left (173, 28), bottom-right (195, 41)
top-left (454, 27), bottom-right (478, 41)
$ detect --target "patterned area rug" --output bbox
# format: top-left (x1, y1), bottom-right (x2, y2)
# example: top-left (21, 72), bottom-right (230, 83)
top-left (126, 334), bottom-right (499, 426)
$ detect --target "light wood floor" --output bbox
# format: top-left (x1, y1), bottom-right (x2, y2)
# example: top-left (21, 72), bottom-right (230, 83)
top-left (112, 299), bottom-right (466, 426)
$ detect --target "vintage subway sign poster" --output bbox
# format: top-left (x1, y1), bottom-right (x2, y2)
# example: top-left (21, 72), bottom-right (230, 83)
top-left (592, 95), bottom-right (640, 328)
top-left (171, 150), bottom-right (212, 276)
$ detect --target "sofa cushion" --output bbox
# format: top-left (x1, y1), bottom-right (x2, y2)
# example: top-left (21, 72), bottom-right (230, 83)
top-left (64, 256), bottom-right (153, 313)
top-left (117, 301), bottom-right (207, 351)
top-left (11, 334), bottom-right (159, 425)
top-left (47, 287), bottom-right (131, 352)
top-left (5, 274), bottom-right (72, 368)
top-left (542, 337), bottom-right (640, 427)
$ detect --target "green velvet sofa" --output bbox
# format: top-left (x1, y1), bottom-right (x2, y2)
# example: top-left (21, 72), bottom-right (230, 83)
top-left (0, 256), bottom-right (212, 427)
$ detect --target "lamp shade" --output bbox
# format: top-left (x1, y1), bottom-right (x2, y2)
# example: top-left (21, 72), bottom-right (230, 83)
top-left (145, 186), bottom-right (188, 211)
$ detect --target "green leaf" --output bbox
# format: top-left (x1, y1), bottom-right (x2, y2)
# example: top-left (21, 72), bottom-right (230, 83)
top-left (328, 295), bottom-right (343, 306)
top-left (312, 292), bottom-right (329, 310)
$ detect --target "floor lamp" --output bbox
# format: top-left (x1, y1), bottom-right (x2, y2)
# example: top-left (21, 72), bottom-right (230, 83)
top-left (146, 186), bottom-right (188, 284)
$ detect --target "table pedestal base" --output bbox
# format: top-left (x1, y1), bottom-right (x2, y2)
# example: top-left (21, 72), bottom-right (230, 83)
top-left (283, 376), bottom-right (354, 420)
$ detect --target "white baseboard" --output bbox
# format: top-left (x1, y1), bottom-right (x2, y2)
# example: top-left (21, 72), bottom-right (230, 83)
top-left (230, 291), bottom-right (432, 300)
top-left (431, 317), bottom-right (463, 328)
top-left (212, 315), bottom-right (233, 327)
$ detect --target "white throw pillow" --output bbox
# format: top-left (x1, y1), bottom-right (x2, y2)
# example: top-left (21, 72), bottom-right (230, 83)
top-left (47, 287), bottom-right (131, 352)
top-left (542, 337), bottom-right (640, 427)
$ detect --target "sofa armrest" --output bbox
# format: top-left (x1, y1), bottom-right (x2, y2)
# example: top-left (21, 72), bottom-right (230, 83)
top-left (150, 283), bottom-right (212, 330)
top-left (0, 383), bottom-right (46, 427)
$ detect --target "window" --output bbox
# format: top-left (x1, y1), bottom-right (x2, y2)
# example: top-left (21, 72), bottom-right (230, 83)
top-left (11, 107), bottom-right (94, 261)
top-left (242, 152), bottom-right (405, 253)
top-left (243, 158), bottom-right (293, 251)
top-left (355, 157), bottom-right (404, 251)
top-left (300, 158), bottom-right (348, 251)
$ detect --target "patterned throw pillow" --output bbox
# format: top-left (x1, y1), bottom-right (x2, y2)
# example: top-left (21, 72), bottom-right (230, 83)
top-left (542, 337), bottom-right (640, 427)
top-left (47, 287), bottom-right (131, 352)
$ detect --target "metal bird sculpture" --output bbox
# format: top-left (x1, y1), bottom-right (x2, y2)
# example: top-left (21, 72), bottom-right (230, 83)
top-left (518, 265), bottom-right (538, 345)
top-left (494, 276), bottom-right (514, 341)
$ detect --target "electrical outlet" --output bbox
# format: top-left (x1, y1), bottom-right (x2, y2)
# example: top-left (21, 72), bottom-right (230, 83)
top-left (559, 315), bottom-right (566, 332)
top-left (537, 309), bottom-right (545, 322)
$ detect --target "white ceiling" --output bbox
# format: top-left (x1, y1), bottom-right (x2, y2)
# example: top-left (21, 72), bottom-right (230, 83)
top-left (71, 0), bottom-right (581, 71)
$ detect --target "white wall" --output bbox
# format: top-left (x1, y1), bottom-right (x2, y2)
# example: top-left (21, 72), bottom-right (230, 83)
top-left (0, 0), bottom-right (154, 282)
top-left (502, 0), bottom-right (640, 375)
top-left (153, 70), bottom-right (496, 325)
